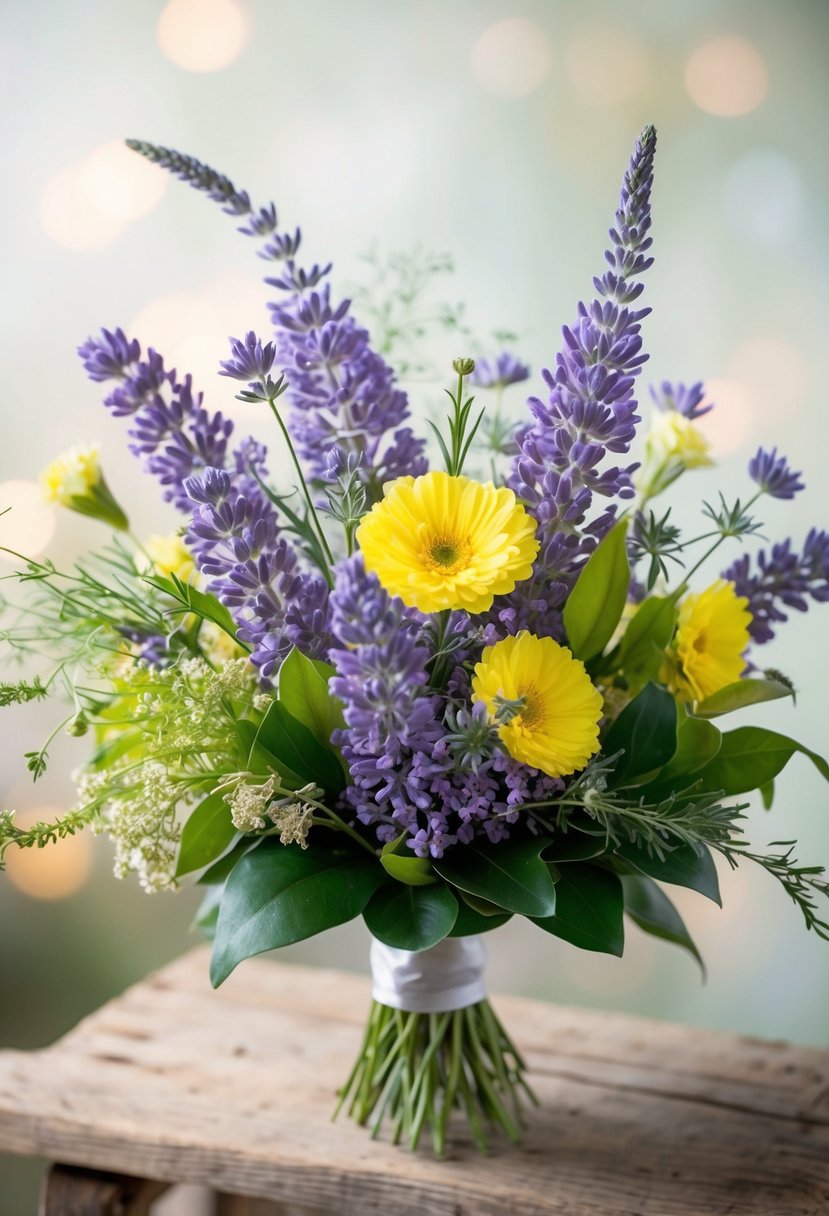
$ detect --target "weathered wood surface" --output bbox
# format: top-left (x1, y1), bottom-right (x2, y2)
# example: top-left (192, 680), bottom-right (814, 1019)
top-left (0, 947), bottom-right (827, 1215)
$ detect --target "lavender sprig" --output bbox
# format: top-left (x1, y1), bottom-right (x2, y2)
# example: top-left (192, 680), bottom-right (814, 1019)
top-left (650, 380), bottom-right (713, 420)
top-left (126, 140), bottom-right (427, 496)
top-left (748, 447), bottom-right (804, 500)
top-left (500, 125), bottom-right (657, 639)
top-left (723, 529), bottom-right (829, 644)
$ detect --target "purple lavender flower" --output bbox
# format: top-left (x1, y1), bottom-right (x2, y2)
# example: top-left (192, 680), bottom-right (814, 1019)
top-left (78, 330), bottom-right (233, 512)
top-left (471, 353), bottom-right (531, 389)
top-left (724, 528), bottom-right (829, 643)
top-left (748, 447), bottom-right (804, 500)
top-left (125, 141), bottom-right (427, 495)
top-left (650, 380), bottom-right (713, 420)
top-left (184, 468), bottom-right (331, 672)
top-left (500, 126), bottom-right (657, 642)
top-left (219, 331), bottom-right (278, 383)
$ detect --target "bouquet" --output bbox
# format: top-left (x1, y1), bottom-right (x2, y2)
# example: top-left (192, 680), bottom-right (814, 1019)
top-left (2, 125), bottom-right (828, 1156)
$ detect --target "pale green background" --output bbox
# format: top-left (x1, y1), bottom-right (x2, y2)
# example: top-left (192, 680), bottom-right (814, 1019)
top-left (1, 0), bottom-right (828, 1207)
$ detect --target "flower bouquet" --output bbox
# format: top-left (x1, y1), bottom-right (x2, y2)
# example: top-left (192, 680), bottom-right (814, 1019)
top-left (2, 125), bottom-right (828, 1156)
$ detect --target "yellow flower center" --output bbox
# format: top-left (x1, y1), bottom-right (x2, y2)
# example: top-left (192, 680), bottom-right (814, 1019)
top-left (423, 533), bottom-right (471, 574)
top-left (515, 687), bottom-right (545, 731)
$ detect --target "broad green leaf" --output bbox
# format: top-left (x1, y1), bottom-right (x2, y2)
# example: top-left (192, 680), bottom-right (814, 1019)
top-left (533, 864), bottom-right (624, 956)
top-left (614, 839), bottom-right (721, 906)
top-left (434, 836), bottom-right (556, 918)
top-left (146, 574), bottom-right (244, 647)
top-left (175, 792), bottom-right (237, 878)
top-left (363, 883), bottom-right (458, 950)
top-left (543, 833), bottom-right (609, 863)
top-left (602, 682), bottom-right (678, 787)
top-left (621, 873), bottom-right (704, 972)
top-left (640, 715), bottom-right (722, 799)
top-left (617, 596), bottom-right (677, 686)
top-left (234, 718), bottom-right (259, 765)
top-left (191, 885), bottom-right (223, 940)
top-left (197, 836), bottom-right (260, 886)
top-left (211, 842), bottom-right (382, 986)
top-left (251, 701), bottom-right (344, 794)
top-left (692, 677), bottom-right (795, 719)
top-left (457, 891), bottom-right (509, 917)
top-left (563, 520), bottom-right (630, 661)
top-left (278, 647), bottom-right (345, 747)
top-left (695, 726), bottom-right (829, 797)
top-left (380, 852), bottom-right (437, 886)
top-left (450, 896), bottom-right (512, 937)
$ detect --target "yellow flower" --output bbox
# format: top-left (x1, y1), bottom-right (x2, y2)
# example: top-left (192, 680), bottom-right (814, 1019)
top-left (667, 579), bottom-right (752, 702)
top-left (40, 444), bottom-right (128, 531)
top-left (144, 533), bottom-right (197, 583)
top-left (636, 410), bottom-right (713, 498)
top-left (41, 445), bottom-right (102, 504)
top-left (472, 632), bottom-right (603, 778)
top-left (356, 471), bottom-right (539, 614)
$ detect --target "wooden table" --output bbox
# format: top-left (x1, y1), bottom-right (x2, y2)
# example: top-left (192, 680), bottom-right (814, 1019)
top-left (0, 947), bottom-right (827, 1215)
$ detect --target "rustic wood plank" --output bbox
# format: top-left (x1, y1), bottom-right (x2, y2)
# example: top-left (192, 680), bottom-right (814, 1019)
top-left (0, 947), bottom-right (827, 1215)
top-left (39, 1164), bottom-right (169, 1214)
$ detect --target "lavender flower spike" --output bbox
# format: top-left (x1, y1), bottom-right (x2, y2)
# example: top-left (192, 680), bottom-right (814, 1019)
top-left (471, 353), bottom-right (531, 389)
top-left (501, 125), bottom-right (657, 640)
top-left (185, 468), bottom-right (331, 671)
top-left (723, 528), bottom-right (829, 644)
top-left (328, 555), bottom-right (442, 835)
top-left (748, 447), bottom-right (805, 500)
top-left (78, 329), bottom-right (233, 512)
top-left (650, 380), bottom-right (713, 420)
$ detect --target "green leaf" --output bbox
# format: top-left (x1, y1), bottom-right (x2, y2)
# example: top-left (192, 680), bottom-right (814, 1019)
top-left (617, 596), bottom-right (677, 686)
top-left (614, 839), bottom-right (721, 906)
top-left (640, 715), bottom-right (722, 799)
top-left (433, 836), bottom-right (556, 918)
top-left (543, 833), bottom-right (609, 863)
top-left (210, 842), bottom-right (382, 986)
top-left (457, 891), bottom-right (508, 917)
top-left (175, 792), bottom-right (237, 878)
top-left (450, 896), bottom-right (512, 937)
top-left (563, 519), bottom-right (630, 661)
top-left (760, 779), bottom-right (775, 810)
top-left (602, 682), bottom-right (678, 788)
top-left (234, 718), bottom-right (259, 765)
top-left (251, 701), bottom-right (344, 793)
top-left (146, 574), bottom-right (244, 647)
top-left (380, 852), bottom-right (437, 886)
top-left (363, 883), bottom-right (458, 950)
top-left (621, 873), bottom-right (704, 972)
top-left (197, 836), bottom-right (260, 886)
top-left (278, 648), bottom-right (345, 747)
top-left (692, 678), bottom-right (795, 719)
top-left (533, 864), bottom-right (624, 956)
top-left (695, 726), bottom-right (829, 797)
top-left (191, 886), bottom-right (223, 940)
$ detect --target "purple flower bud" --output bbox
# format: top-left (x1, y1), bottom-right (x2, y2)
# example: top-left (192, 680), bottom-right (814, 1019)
top-left (748, 447), bottom-right (805, 500)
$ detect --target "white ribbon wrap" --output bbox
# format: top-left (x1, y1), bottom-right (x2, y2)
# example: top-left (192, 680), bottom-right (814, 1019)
top-left (369, 935), bottom-right (487, 1013)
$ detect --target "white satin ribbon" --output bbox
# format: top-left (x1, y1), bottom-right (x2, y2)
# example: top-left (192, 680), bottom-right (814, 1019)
top-left (369, 935), bottom-right (487, 1013)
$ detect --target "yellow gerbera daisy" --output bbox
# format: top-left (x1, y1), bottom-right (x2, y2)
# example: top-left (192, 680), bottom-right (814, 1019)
top-left (472, 632), bottom-right (603, 778)
top-left (668, 579), bottom-right (752, 702)
top-left (356, 471), bottom-right (539, 614)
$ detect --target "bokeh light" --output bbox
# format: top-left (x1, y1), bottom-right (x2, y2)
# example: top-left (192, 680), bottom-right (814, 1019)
top-left (697, 378), bottom-right (756, 457)
top-left (565, 25), bottom-right (649, 105)
top-left (723, 150), bottom-right (803, 247)
top-left (130, 291), bottom-right (225, 390)
top-left (0, 481), bottom-right (56, 562)
top-left (5, 807), bottom-right (93, 901)
top-left (39, 141), bottom-right (167, 251)
top-left (684, 35), bottom-right (767, 117)
top-left (727, 337), bottom-right (808, 416)
top-left (470, 18), bottom-right (552, 99)
top-left (157, 0), bottom-right (250, 73)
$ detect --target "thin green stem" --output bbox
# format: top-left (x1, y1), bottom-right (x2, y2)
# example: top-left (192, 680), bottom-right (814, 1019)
top-left (266, 398), bottom-right (335, 573)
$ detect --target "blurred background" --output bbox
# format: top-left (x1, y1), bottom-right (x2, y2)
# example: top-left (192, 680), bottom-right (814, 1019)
top-left (1, 0), bottom-right (828, 1207)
